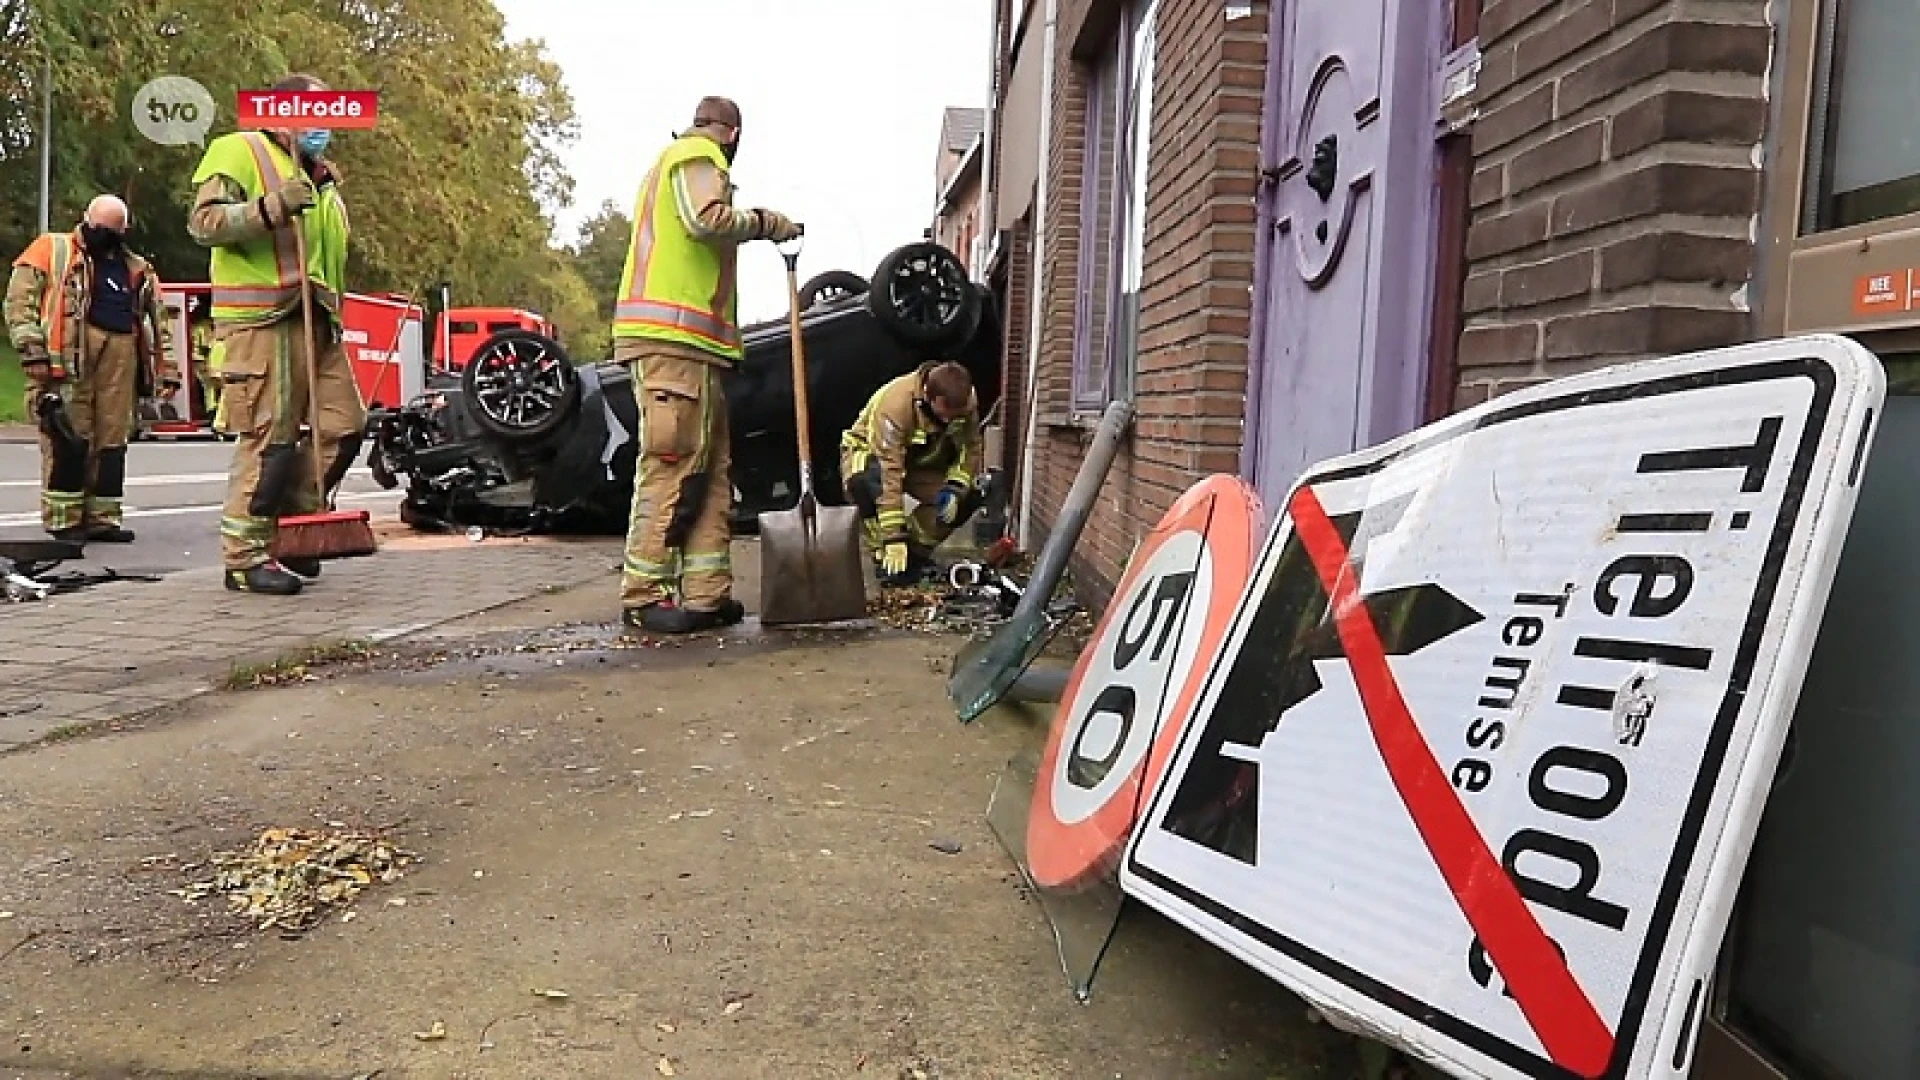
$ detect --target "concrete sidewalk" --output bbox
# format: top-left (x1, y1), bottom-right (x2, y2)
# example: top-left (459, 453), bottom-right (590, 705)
top-left (0, 531), bottom-right (633, 749)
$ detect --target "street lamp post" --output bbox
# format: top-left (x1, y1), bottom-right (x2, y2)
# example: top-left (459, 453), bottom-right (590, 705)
top-left (36, 47), bottom-right (52, 233)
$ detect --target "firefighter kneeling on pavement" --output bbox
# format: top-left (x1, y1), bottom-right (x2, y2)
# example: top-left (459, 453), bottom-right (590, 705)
top-left (5, 194), bottom-right (171, 545)
top-left (612, 94), bottom-right (799, 634)
top-left (840, 361), bottom-right (984, 587)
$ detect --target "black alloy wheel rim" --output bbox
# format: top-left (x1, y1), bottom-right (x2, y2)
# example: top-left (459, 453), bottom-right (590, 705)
top-left (470, 336), bottom-right (568, 429)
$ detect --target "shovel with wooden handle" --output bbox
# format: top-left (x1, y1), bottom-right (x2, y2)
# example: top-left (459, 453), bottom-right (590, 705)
top-left (757, 229), bottom-right (870, 627)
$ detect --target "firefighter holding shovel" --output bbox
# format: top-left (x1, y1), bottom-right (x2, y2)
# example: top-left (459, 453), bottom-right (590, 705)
top-left (610, 95), bottom-right (800, 634)
top-left (186, 72), bottom-right (365, 596)
top-left (5, 193), bottom-right (170, 545)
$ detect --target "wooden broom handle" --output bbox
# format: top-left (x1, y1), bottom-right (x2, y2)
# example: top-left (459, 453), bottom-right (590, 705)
top-left (291, 214), bottom-right (326, 510)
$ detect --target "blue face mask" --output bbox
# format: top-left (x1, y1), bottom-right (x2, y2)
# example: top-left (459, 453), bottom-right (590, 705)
top-left (297, 129), bottom-right (331, 156)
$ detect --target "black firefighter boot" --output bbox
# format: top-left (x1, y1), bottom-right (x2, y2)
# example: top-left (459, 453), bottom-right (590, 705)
top-left (624, 598), bottom-right (746, 634)
top-left (86, 447), bottom-right (136, 542)
top-left (225, 560), bottom-right (304, 595)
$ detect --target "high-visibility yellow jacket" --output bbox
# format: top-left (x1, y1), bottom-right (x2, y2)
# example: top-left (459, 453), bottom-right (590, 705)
top-left (611, 134), bottom-right (746, 362)
top-left (190, 131), bottom-right (349, 327)
top-left (840, 364), bottom-right (981, 539)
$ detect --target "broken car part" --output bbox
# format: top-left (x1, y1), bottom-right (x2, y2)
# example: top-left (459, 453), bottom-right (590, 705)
top-left (948, 399), bottom-right (1134, 723)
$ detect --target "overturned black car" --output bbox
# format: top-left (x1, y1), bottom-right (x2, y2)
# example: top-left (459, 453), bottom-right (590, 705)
top-left (366, 241), bottom-right (1003, 535)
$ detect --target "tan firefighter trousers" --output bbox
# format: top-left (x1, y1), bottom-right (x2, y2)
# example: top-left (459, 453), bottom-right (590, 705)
top-left (215, 313), bottom-right (367, 570)
top-left (30, 324), bottom-right (138, 533)
top-left (617, 341), bottom-right (733, 611)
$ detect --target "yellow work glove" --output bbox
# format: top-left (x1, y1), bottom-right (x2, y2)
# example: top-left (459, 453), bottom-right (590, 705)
top-left (881, 541), bottom-right (909, 577)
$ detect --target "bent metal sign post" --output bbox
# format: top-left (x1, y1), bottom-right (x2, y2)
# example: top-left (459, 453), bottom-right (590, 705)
top-left (1120, 335), bottom-right (1884, 1080)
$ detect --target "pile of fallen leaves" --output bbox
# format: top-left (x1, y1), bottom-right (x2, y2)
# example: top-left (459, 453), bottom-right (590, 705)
top-left (172, 826), bottom-right (416, 934)
top-left (866, 585), bottom-right (949, 631)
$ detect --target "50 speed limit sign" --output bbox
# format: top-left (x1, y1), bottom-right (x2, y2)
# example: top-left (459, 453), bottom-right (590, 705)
top-left (1027, 474), bottom-right (1261, 890)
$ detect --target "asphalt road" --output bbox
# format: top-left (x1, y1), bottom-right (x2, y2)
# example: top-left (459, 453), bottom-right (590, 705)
top-left (0, 434), bottom-right (398, 577)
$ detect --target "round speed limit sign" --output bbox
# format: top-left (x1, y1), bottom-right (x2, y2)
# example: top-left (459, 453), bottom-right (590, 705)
top-left (1027, 475), bottom-right (1261, 890)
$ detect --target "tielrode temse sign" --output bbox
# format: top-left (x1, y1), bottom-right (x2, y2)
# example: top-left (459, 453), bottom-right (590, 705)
top-left (235, 90), bottom-right (379, 130)
top-left (1120, 334), bottom-right (1884, 1080)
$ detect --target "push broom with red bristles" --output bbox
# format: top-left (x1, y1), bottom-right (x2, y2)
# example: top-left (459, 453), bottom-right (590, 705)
top-left (272, 218), bottom-right (377, 563)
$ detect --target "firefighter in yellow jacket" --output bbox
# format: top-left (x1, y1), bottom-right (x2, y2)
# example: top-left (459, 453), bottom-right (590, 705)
top-left (840, 361), bottom-right (984, 587)
top-left (612, 95), bottom-right (800, 634)
top-left (4, 194), bottom-right (170, 544)
top-left (186, 72), bottom-right (364, 596)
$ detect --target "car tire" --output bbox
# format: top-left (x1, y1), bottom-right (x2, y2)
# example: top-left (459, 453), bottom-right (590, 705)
top-left (459, 328), bottom-right (581, 444)
top-left (368, 443), bottom-right (399, 490)
top-left (799, 270), bottom-right (869, 310)
top-left (868, 241), bottom-right (981, 350)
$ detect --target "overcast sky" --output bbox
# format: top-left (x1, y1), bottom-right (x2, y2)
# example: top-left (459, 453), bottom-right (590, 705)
top-left (492, 0), bottom-right (993, 325)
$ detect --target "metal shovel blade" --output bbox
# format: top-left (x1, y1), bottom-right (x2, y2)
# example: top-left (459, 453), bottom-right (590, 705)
top-left (757, 495), bottom-right (869, 626)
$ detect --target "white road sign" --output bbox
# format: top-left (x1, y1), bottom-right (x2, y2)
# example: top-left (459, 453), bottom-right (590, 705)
top-left (1120, 335), bottom-right (1885, 1079)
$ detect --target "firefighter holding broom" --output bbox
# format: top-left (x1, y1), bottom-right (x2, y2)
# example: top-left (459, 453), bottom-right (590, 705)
top-left (187, 73), bottom-right (368, 596)
top-left (611, 95), bottom-right (801, 634)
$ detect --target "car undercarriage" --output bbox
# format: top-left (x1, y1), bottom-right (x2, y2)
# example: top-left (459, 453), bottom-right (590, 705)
top-left (366, 241), bottom-right (1003, 536)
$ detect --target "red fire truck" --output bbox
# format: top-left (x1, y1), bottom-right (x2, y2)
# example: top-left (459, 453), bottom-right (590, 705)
top-left (442, 307), bottom-right (559, 371)
top-left (142, 284), bottom-right (553, 439)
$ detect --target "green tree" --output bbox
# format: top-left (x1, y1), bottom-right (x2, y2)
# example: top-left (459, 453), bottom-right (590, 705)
top-left (2, 0), bottom-right (598, 348)
top-left (565, 198), bottom-right (630, 358)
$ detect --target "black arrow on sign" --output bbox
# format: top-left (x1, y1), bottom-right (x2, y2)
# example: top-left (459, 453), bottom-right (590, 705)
top-left (1157, 501), bottom-right (1484, 866)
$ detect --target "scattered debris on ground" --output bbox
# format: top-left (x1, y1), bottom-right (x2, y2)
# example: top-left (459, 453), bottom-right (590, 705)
top-left (865, 553), bottom-right (1075, 638)
top-left (171, 826), bottom-right (416, 934)
top-left (867, 585), bottom-right (953, 631)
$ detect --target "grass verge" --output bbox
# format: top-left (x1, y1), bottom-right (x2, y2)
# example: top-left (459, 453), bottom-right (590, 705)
top-left (223, 639), bottom-right (378, 690)
top-left (0, 340), bottom-right (22, 424)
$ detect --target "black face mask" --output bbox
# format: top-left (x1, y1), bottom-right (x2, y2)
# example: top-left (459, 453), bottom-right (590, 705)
top-left (79, 224), bottom-right (123, 255)
top-left (721, 139), bottom-right (739, 164)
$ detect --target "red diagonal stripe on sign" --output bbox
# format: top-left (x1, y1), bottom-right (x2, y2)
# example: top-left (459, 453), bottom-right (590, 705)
top-left (1288, 484), bottom-right (1614, 1078)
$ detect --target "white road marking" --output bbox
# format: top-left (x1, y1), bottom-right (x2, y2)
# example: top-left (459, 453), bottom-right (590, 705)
top-left (0, 467), bottom-right (375, 490)
top-left (0, 489), bottom-right (397, 529)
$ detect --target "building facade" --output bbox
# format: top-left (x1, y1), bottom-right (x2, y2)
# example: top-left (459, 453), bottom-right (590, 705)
top-left (984, 0), bottom-right (1267, 602)
top-left (986, 0), bottom-right (1919, 1074)
top-left (933, 107), bottom-right (987, 274)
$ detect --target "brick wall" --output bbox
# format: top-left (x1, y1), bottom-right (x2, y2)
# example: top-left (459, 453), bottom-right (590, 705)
top-left (1027, 0), bottom-right (1267, 606)
top-left (933, 185), bottom-right (982, 271)
top-left (989, 0), bottom-right (1020, 483)
top-left (1457, 0), bottom-right (1773, 408)
top-left (999, 215), bottom-right (1032, 480)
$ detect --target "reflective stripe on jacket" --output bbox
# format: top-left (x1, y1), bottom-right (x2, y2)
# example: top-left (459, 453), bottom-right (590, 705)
top-left (6, 231), bottom-right (166, 378)
top-left (840, 365), bottom-right (982, 535)
top-left (611, 135), bottom-right (743, 361)
top-left (190, 131), bottom-right (342, 324)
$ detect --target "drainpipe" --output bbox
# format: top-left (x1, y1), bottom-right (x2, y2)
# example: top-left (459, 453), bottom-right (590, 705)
top-left (1016, 0), bottom-right (1059, 551)
top-left (979, 2), bottom-right (999, 275)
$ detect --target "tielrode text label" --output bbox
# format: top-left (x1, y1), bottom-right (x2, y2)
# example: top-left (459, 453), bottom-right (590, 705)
top-left (235, 90), bottom-right (380, 129)
top-left (1463, 417), bottom-right (1783, 1005)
